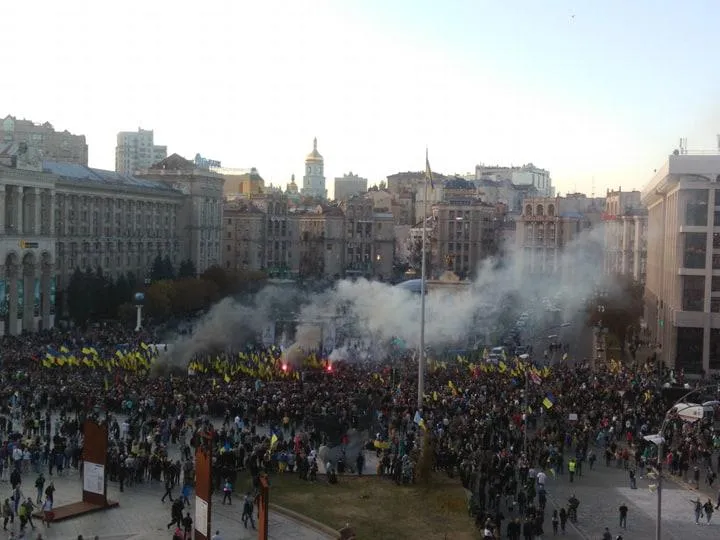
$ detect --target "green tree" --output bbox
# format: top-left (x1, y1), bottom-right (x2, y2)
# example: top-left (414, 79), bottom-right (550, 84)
top-left (145, 280), bottom-right (175, 319)
top-left (162, 256), bottom-right (175, 280)
top-left (67, 268), bottom-right (93, 326)
top-left (171, 278), bottom-right (209, 314)
top-left (126, 271), bottom-right (138, 291)
top-left (201, 265), bottom-right (235, 297)
top-left (114, 273), bottom-right (132, 307)
top-left (178, 259), bottom-right (197, 278)
top-left (151, 255), bottom-right (165, 281)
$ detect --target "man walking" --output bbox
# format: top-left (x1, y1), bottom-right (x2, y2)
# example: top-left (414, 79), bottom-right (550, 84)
top-left (618, 503), bottom-right (628, 529)
top-left (242, 492), bottom-right (256, 529)
top-left (161, 477), bottom-right (174, 503)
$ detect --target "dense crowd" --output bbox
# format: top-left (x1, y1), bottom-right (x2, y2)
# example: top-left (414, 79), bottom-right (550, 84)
top-left (0, 323), bottom-right (716, 538)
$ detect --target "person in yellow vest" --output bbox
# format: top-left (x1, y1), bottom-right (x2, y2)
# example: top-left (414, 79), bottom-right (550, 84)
top-left (568, 457), bottom-right (577, 483)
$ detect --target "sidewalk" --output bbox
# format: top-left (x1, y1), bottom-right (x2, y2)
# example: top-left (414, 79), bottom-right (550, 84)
top-left (4, 464), bottom-right (333, 539)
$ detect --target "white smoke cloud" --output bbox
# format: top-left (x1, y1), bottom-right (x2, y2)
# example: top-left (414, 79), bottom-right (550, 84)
top-left (162, 224), bottom-right (611, 369)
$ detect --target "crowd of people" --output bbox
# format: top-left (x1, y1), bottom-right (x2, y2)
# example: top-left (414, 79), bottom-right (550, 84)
top-left (0, 323), bottom-right (715, 538)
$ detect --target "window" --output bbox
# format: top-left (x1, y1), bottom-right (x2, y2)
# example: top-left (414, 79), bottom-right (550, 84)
top-left (676, 327), bottom-right (704, 374)
top-left (684, 233), bottom-right (707, 268)
top-left (711, 329), bottom-right (720, 371)
top-left (682, 275), bottom-right (705, 311)
top-left (686, 190), bottom-right (709, 226)
top-left (713, 276), bottom-right (720, 292)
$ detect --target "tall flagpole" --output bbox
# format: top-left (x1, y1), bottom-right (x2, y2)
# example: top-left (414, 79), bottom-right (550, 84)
top-left (418, 149), bottom-right (430, 410)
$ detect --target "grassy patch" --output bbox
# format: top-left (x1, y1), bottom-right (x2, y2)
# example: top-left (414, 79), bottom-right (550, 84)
top-left (236, 471), bottom-right (478, 540)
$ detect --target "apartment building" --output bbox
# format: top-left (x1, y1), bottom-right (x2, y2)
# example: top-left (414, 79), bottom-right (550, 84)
top-left (1, 115), bottom-right (88, 165)
top-left (515, 196), bottom-right (599, 280)
top-left (432, 200), bottom-right (499, 278)
top-left (222, 194), bottom-right (395, 279)
top-left (0, 145), bottom-right (220, 335)
top-left (115, 128), bottom-right (167, 175)
top-left (334, 172), bottom-right (367, 201)
top-left (223, 195), bottom-right (296, 276)
top-left (641, 153), bottom-right (720, 375)
top-left (603, 189), bottom-right (648, 283)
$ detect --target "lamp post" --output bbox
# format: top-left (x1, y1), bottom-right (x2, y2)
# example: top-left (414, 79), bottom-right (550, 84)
top-left (646, 385), bottom-right (720, 540)
top-left (133, 292), bottom-right (145, 332)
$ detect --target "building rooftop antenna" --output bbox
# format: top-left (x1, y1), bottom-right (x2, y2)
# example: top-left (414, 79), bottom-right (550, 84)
top-left (591, 176), bottom-right (595, 199)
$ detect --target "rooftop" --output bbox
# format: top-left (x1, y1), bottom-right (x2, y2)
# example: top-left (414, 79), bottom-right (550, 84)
top-left (42, 161), bottom-right (180, 194)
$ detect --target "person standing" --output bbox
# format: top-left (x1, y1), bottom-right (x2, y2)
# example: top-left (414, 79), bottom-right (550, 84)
top-left (161, 477), bottom-right (174, 503)
top-left (34, 473), bottom-right (45, 504)
top-left (242, 492), bottom-right (256, 529)
top-left (182, 511), bottom-right (193, 538)
top-left (568, 458), bottom-right (576, 483)
top-left (618, 503), bottom-right (628, 529)
top-left (2, 498), bottom-right (13, 530)
top-left (41, 497), bottom-right (53, 528)
top-left (222, 478), bottom-right (233, 505)
top-left (551, 510), bottom-right (559, 535)
top-left (703, 498), bottom-right (714, 524)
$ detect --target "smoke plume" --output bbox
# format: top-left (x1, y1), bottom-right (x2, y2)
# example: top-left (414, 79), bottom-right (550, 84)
top-left (159, 225), bottom-right (612, 371)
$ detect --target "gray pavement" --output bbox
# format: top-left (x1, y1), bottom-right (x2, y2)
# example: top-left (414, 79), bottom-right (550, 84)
top-left (537, 453), bottom-right (720, 539)
top-left (2, 465), bottom-right (333, 539)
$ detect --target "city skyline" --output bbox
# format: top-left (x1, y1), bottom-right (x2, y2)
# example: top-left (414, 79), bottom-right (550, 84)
top-left (4, 1), bottom-right (720, 198)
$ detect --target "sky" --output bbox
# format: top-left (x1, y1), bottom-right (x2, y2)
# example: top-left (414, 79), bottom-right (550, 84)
top-left (3, 0), bottom-right (720, 199)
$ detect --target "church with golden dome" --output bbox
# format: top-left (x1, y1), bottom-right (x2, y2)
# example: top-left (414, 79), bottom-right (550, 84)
top-left (301, 137), bottom-right (327, 199)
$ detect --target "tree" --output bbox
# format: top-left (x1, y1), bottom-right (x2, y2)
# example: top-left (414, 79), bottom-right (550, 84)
top-left (585, 275), bottom-right (644, 349)
top-left (171, 278), bottom-right (209, 314)
top-left (145, 280), bottom-right (175, 318)
top-left (201, 265), bottom-right (234, 297)
top-left (67, 268), bottom-right (93, 326)
top-left (162, 256), bottom-right (175, 280)
top-left (114, 273), bottom-right (132, 308)
top-left (178, 259), bottom-right (197, 278)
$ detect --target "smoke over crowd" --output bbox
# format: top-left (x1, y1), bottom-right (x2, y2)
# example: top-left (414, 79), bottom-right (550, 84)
top-left (160, 226), bottom-right (612, 371)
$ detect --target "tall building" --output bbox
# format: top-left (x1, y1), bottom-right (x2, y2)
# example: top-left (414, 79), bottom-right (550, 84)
top-left (0, 144), bottom-right (209, 335)
top-left (431, 200), bottom-right (499, 279)
top-left (641, 153), bottom-right (720, 375)
top-left (1, 115), bottom-right (88, 165)
top-left (115, 128), bottom-right (167, 174)
top-left (603, 189), bottom-right (647, 283)
top-left (222, 194), bottom-right (297, 276)
top-left (515, 196), bottom-right (601, 280)
top-left (475, 163), bottom-right (553, 197)
top-left (301, 138), bottom-right (327, 199)
top-left (136, 154), bottom-right (224, 274)
top-left (334, 172), bottom-right (367, 201)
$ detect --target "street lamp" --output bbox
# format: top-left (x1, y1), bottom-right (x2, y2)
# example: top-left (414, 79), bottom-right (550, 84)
top-left (645, 385), bottom-right (720, 540)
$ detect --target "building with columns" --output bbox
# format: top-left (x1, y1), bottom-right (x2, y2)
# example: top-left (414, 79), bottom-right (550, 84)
top-left (301, 138), bottom-right (327, 199)
top-left (0, 146), bottom-right (223, 335)
top-left (137, 154), bottom-right (224, 274)
top-left (603, 189), bottom-right (647, 284)
top-left (641, 153), bottom-right (720, 375)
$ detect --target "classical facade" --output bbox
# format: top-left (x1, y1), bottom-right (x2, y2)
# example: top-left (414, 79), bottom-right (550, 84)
top-left (301, 138), bottom-right (327, 199)
top-left (603, 189), bottom-right (647, 283)
top-left (137, 154), bottom-right (224, 274)
top-left (115, 128), bottom-right (167, 174)
top-left (641, 153), bottom-right (720, 375)
top-left (222, 193), bottom-right (395, 279)
top-left (0, 149), bottom-right (223, 335)
top-left (1, 115), bottom-right (88, 165)
top-left (515, 196), bottom-right (601, 280)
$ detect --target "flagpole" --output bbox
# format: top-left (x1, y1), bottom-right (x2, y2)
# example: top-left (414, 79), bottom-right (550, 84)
top-left (418, 150), bottom-right (429, 411)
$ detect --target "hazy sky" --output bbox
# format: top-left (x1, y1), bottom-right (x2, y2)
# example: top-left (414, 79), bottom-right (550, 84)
top-left (4, 0), bottom-right (720, 198)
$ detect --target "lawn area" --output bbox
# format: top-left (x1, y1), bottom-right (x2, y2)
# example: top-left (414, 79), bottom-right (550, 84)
top-left (236, 471), bottom-right (479, 540)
